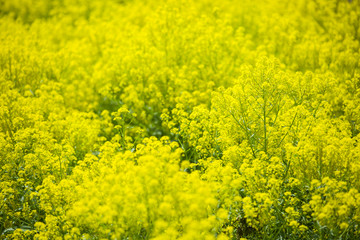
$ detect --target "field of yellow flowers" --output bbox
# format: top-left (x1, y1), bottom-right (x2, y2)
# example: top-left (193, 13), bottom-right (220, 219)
top-left (1, 0), bottom-right (360, 239)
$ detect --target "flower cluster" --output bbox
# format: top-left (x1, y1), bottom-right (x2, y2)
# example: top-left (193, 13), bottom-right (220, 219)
top-left (1, 0), bottom-right (360, 239)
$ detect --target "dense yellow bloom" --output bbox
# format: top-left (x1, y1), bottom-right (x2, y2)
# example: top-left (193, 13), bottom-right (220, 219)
top-left (1, 0), bottom-right (360, 239)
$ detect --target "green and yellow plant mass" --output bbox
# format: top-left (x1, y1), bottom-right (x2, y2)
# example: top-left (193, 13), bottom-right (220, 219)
top-left (1, 0), bottom-right (360, 239)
